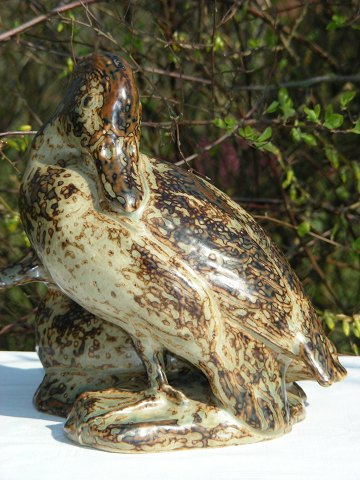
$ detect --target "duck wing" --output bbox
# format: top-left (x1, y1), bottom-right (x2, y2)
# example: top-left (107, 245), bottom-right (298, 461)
top-left (146, 160), bottom-right (346, 385)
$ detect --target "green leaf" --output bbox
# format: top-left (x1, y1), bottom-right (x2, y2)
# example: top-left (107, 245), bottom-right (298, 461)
top-left (325, 147), bottom-right (340, 169)
top-left (342, 320), bottom-right (350, 337)
top-left (279, 58), bottom-right (288, 70)
top-left (248, 38), bottom-right (262, 49)
top-left (22, 232), bottom-right (31, 248)
top-left (5, 139), bottom-right (21, 151)
top-left (289, 184), bottom-right (297, 202)
top-left (297, 221), bottom-right (311, 237)
top-left (133, 37), bottom-right (145, 53)
top-left (327, 14), bottom-right (347, 31)
top-left (238, 126), bottom-right (277, 155)
top-left (324, 105), bottom-right (344, 129)
top-left (57, 22), bottom-right (64, 33)
top-left (353, 326), bottom-right (360, 339)
top-left (224, 116), bottom-right (237, 129)
top-left (66, 57), bottom-right (74, 73)
top-left (214, 33), bottom-right (225, 52)
top-left (278, 88), bottom-right (295, 121)
top-left (291, 127), bottom-right (302, 142)
top-left (213, 118), bottom-right (226, 129)
top-left (59, 57), bottom-right (75, 78)
top-left (336, 185), bottom-right (349, 200)
top-left (266, 101), bottom-right (279, 114)
top-left (4, 214), bottom-right (20, 233)
top-left (282, 168), bottom-right (294, 189)
top-left (264, 30), bottom-right (277, 48)
top-left (304, 105), bottom-right (321, 123)
top-left (290, 128), bottom-right (316, 146)
top-left (340, 91), bottom-right (356, 110)
top-left (350, 117), bottom-right (360, 134)
top-left (214, 116), bottom-right (236, 130)
top-left (352, 161), bottom-right (360, 193)
top-left (355, 316), bottom-right (360, 332)
top-left (262, 142), bottom-right (278, 155)
top-left (352, 237), bottom-right (360, 252)
top-left (238, 125), bottom-right (256, 141)
top-left (301, 133), bottom-right (317, 147)
top-left (323, 311), bottom-right (336, 331)
top-left (19, 124), bottom-right (32, 132)
top-left (339, 166), bottom-right (347, 183)
top-left (353, 344), bottom-right (360, 355)
top-left (257, 126), bottom-right (272, 142)
top-left (8, 287), bottom-right (32, 310)
top-left (278, 88), bottom-right (289, 104)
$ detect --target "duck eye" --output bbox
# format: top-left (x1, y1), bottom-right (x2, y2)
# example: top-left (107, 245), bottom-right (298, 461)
top-left (83, 95), bottom-right (92, 107)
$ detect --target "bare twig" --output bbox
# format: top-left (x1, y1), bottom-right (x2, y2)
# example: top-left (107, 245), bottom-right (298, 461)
top-left (268, 161), bottom-right (342, 307)
top-left (142, 120), bottom-right (215, 128)
top-left (0, 0), bottom-right (102, 43)
top-left (217, 0), bottom-right (243, 28)
top-left (254, 214), bottom-right (344, 248)
top-left (175, 126), bottom-right (238, 166)
top-left (0, 131), bottom-right (37, 138)
top-left (246, 4), bottom-right (339, 69)
top-left (143, 66), bottom-right (211, 85)
top-left (235, 73), bottom-right (360, 91)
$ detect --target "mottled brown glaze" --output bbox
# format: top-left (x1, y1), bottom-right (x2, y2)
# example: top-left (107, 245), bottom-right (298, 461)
top-left (34, 287), bottom-right (146, 416)
top-left (5, 51), bottom-right (348, 452)
top-left (57, 53), bottom-right (143, 212)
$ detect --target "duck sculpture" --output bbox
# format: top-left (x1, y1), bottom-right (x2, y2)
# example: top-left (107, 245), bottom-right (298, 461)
top-left (7, 51), bottom-right (346, 452)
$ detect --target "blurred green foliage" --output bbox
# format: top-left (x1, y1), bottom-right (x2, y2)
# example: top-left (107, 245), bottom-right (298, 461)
top-left (0, 0), bottom-right (359, 353)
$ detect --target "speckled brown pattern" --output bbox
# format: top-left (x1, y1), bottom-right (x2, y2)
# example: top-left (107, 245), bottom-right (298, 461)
top-left (3, 52), bottom-right (347, 452)
top-left (34, 287), bottom-right (146, 416)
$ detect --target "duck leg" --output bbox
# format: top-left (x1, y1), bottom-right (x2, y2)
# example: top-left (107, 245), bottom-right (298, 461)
top-left (64, 317), bottom-right (303, 451)
top-left (130, 335), bottom-right (187, 404)
top-left (65, 326), bottom-right (282, 452)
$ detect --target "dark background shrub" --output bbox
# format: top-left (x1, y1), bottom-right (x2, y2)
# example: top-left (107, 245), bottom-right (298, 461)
top-left (0, 0), bottom-right (359, 353)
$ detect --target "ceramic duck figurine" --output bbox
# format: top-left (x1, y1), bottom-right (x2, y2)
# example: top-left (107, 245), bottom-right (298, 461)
top-left (13, 52), bottom-right (346, 452)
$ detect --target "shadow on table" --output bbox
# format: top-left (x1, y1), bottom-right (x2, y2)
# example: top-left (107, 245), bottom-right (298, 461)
top-left (0, 362), bottom-right (55, 420)
top-left (0, 360), bottom-right (76, 446)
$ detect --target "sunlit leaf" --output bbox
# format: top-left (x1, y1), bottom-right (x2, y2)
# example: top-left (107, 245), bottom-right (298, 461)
top-left (19, 124), bottom-right (32, 132)
top-left (257, 127), bottom-right (272, 142)
top-left (266, 101), bottom-right (279, 114)
top-left (325, 147), bottom-right (340, 169)
top-left (350, 117), bottom-right (360, 134)
top-left (324, 105), bottom-right (344, 129)
top-left (297, 221), bottom-right (311, 237)
top-left (327, 14), bottom-right (347, 30)
top-left (340, 91), bottom-right (356, 110)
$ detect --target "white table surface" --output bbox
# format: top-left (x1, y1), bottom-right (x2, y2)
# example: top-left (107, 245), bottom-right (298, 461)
top-left (0, 351), bottom-right (359, 480)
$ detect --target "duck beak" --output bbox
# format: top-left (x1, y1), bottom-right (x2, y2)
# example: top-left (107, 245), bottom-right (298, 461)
top-left (94, 132), bottom-right (143, 212)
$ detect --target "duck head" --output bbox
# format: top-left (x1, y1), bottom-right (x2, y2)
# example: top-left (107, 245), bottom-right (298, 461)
top-left (57, 52), bottom-right (143, 212)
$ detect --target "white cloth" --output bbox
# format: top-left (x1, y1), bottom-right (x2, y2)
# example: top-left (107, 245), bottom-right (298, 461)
top-left (0, 351), bottom-right (359, 480)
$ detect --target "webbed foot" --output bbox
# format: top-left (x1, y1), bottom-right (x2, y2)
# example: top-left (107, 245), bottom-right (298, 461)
top-left (64, 382), bottom-right (267, 453)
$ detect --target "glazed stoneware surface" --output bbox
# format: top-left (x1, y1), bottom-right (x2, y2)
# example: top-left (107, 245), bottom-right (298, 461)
top-left (1, 52), bottom-right (346, 452)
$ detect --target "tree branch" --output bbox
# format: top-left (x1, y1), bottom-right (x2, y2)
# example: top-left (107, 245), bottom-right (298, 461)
top-left (0, 0), bottom-right (102, 43)
top-left (0, 131), bottom-right (37, 138)
top-left (143, 66), bottom-right (212, 85)
top-left (246, 5), bottom-right (339, 69)
top-left (175, 126), bottom-right (238, 166)
top-left (236, 73), bottom-right (360, 91)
